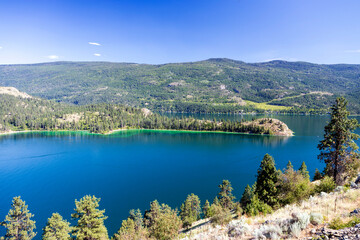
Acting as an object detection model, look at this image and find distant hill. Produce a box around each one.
[0,58,359,113]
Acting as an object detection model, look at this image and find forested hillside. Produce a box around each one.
[1,59,360,113]
[0,93,291,135]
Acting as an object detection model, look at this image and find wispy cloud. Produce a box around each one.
[89,42,101,46]
[0,46,3,49]
[345,49,360,53]
[46,55,59,60]
[94,53,101,57]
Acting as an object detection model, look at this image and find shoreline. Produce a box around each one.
[0,128,293,137]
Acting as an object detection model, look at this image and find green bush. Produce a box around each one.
[278,168,313,205]
[244,195,272,216]
[329,216,360,230]
[315,176,336,193]
[210,205,233,226]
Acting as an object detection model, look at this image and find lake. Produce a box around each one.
[0,115,359,238]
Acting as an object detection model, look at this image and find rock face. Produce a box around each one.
[312,225,360,240]
[243,118,294,136]
[0,86,32,98]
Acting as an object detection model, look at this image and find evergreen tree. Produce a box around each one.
[212,196,219,206]
[128,209,143,231]
[240,184,254,208]
[299,161,310,180]
[179,194,201,228]
[42,213,71,240]
[2,196,36,240]
[255,154,280,207]
[318,97,360,184]
[145,201,181,240]
[202,200,211,218]
[144,200,160,229]
[313,168,323,181]
[286,161,293,172]
[111,218,135,240]
[218,180,235,210]
[71,195,108,240]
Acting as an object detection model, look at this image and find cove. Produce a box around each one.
[0,115,359,238]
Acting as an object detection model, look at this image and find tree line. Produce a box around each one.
[0,94,271,135]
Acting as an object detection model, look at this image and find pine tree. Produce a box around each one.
[202,200,211,218]
[212,196,219,206]
[42,213,71,240]
[313,168,323,181]
[179,193,201,228]
[71,195,108,240]
[2,196,37,240]
[299,161,310,180]
[255,154,280,207]
[218,180,235,210]
[145,201,181,240]
[111,218,135,240]
[240,184,254,208]
[286,161,293,172]
[318,97,360,184]
[128,209,143,231]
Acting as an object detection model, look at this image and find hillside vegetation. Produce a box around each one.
[0,91,292,136]
[1,59,360,113]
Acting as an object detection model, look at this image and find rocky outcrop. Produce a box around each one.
[0,86,32,98]
[311,225,360,240]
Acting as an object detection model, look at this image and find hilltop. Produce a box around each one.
[1,59,360,113]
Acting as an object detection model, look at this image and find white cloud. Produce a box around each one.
[89,42,101,46]
[0,46,2,49]
[94,53,101,57]
[46,55,59,60]
[345,49,360,53]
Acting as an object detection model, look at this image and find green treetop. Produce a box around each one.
[144,200,181,240]
[286,161,293,172]
[111,218,136,240]
[42,213,71,240]
[179,193,201,228]
[2,196,37,240]
[218,180,235,210]
[318,97,360,184]
[202,200,211,218]
[299,161,310,180]
[255,154,280,207]
[71,195,108,240]
[240,184,254,208]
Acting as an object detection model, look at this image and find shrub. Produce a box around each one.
[289,222,301,238]
[227,220,251,238]
[254,225,282,240]
[310,212,323,225]
[210,204,233,226]
[329,217,345,230]
[296,213,310,230]
[330,216,360,230]
[278,168,313,205]
[315,176,336,193]
[245,195,272,216]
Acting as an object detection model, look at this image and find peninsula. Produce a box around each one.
[0,87,293,136]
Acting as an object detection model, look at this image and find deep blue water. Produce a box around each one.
[0,115,359,238]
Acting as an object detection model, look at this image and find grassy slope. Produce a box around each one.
[181,187,360,239]
[0,59,360,113]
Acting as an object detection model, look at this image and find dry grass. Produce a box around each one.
[180,188,360,240]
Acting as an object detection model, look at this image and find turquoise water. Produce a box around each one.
[0,115,359,238]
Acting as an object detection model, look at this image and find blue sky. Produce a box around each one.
[1,0,360,64]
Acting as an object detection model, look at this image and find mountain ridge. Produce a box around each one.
[1,58,359,113]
